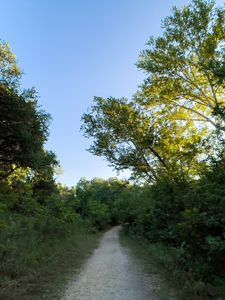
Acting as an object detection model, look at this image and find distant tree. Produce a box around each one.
[75,178,129,226]
[31,150,59,201]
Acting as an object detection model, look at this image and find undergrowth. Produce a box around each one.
[120,226,225,300]
[0,214,101,299]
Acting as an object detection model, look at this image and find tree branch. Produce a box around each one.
[0,165,20,181]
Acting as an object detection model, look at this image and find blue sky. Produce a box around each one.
[0,0,223,186]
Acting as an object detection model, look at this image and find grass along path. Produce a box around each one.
[0,226,103,300]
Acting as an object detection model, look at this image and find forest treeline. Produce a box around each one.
[0,0,225,298]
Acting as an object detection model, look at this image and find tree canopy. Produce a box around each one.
[0,41,54,180]
[82,0,225,183]
[137,0,225,131]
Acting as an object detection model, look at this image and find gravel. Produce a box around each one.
[61,226,177,300]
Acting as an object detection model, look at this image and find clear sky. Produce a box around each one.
[0,0,223,186]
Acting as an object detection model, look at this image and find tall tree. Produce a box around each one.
[82,0,224,182]
[136,0,225,132]
[0,41,51,179]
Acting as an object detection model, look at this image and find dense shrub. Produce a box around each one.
[118,157,225,287]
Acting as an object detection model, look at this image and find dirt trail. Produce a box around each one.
[61,226,177,300]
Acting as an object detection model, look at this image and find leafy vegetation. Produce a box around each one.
[1,0,225,299]
[0,40,128,297]
[81,0,225,298]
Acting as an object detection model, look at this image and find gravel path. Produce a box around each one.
[61,226,177,300]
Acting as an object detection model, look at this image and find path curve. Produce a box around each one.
[61,226,177,300]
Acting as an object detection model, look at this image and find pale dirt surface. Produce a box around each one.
[61,226,177,300]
